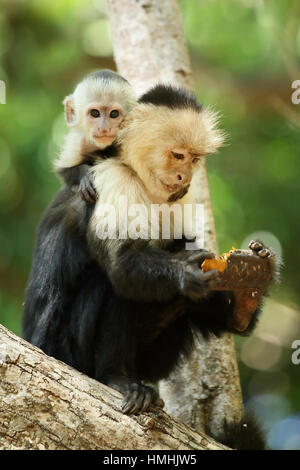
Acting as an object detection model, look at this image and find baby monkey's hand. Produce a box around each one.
[78,172,98,204]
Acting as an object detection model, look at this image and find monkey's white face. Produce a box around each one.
[119,102,224,203]
[142,147,202,202]
[83,102,124,148]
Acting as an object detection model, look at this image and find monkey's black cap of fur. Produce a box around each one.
[139,84,203,112]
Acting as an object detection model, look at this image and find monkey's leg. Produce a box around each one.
[136,312,194,383]
[94,296,163,415]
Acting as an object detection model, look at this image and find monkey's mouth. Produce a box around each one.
[168,184,190,202]
[159,179,182,193]
[93,135,115,141]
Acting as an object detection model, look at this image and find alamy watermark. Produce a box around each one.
[94,197,205,250]
[291,80,300,104]
[291,340,300,365]
[0,80,6,104]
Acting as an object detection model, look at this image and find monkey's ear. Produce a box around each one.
[63,95,76,126]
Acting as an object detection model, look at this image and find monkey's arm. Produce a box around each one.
[57,162,97,204]
[57,145,119,203]
[87,236,217,303]
[22,188,92,347]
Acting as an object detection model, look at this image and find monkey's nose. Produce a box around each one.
[177,174,182,181]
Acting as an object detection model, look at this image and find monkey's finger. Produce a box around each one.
[129,391,145,415]
[122,389,140,414]
[86,183,98,201]
[86,189,97,203]
[184,278,212,300]
[79,189,91,203]
[185,269,218,294]
[122,401,136,415]
[199,269,219,281]
[249,240,263,252]
[85,186,97,201]
[257,248,271,258]
[187,252,215,264]
[141,389,153,412]
[80,188,96,204]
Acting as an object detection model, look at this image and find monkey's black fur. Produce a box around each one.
[57,143,120,189]
[23,188,257,373]
[23,84,270,448]
[210,411,266,450]
[139,84,203,112]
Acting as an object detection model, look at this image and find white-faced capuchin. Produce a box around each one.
[23,84,275,450]
[85,85,273,447]
[54,69,136,203]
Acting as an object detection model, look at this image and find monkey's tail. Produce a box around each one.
[209,411,266,450]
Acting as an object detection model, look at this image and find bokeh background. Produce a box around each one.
[0,0,299,449]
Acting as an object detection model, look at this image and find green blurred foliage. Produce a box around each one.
[0,0,300,449]
[179,0,300,306]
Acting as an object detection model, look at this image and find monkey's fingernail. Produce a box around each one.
[250,241,262,251]
[258,249,270,258]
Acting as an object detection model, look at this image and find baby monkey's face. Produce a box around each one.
[84,102,124,148]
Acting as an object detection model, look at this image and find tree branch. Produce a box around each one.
[0,324,228,450]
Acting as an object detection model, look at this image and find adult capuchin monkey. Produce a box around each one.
[87,85,273,449]
[54,70,136,203]
[23,84,274,449]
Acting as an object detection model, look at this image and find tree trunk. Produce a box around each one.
[0,324,228,450]
[106,0,243,434]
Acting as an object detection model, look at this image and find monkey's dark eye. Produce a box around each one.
[192,157,200,163]
[90,109,100,118]
[171,151,184,160]
[110,110,120,119]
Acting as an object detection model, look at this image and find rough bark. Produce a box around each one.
[106,0,243,434]
[0,324,228,450]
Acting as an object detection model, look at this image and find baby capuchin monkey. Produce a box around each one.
[54,70,136,203]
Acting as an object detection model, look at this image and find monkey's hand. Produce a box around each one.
[78,171,98,204]
[176,250,218,301]
[103,375,164,415]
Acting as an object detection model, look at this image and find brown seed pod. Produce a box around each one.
[201,248,275,332]
[201,248,274,291]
